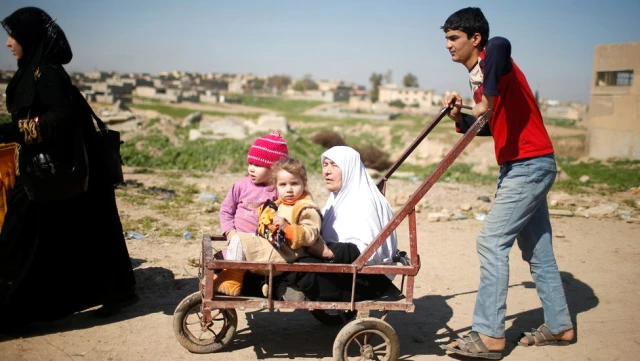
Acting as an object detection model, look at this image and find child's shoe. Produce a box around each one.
[213,269,245,296]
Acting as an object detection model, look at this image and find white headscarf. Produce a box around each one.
[320,146,398,265]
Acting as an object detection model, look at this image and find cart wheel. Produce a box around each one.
[333,317,400,361]
[310,309,356,325]
[173,292,237,354]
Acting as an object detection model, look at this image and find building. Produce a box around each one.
[227,79,245,94]
[133,86,180,103]
[587,41,640,159]
[378,84,434,108]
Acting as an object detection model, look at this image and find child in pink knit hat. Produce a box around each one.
[219,130,289,241]
[216,131,289,295]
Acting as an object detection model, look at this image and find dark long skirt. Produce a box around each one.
[276,242,394,302]
[0,175,136,330]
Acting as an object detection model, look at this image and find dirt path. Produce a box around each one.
[0,172,638,361]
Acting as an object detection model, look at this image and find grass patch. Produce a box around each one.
[133,96,164,103]
[165,172,183,180]
[396,162,497,185]
[392,115,456,136]
[130,103,259,119]
[144,117,160,128]
[122,135,246,171]
[553,157,640,194]
[237,95,323,113]
[130,103,194,118]
[395,114,425,122]
[0,113,11,124]
[621,199,637,208]
[120,215,162,235]
[116,188,148,206]
[544,118,578,129]
[390,157,639,194]
[139,216,159,232]
[121,132,325,174]
[131,168,155,174]
[344,132,385,148]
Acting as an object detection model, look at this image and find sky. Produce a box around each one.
[1,0,639,103]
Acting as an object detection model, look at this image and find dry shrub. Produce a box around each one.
[311,130,347,149]
[354,144,392,171]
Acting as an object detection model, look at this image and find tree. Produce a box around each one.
[292,74,318,92]
[403,72,419,88]
[251,78,265,90]
[389,99,406,108]
[369,72,383,102]
[383,69,393,84]
[267,75,292,92]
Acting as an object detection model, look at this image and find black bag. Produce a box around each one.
[18,67,90,201]
[19,123,89,201]
[72,87,124,188]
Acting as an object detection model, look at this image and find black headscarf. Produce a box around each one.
[2,7,72,113]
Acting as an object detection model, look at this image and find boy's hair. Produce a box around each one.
[271,157,308,191]
[441,7,489,48]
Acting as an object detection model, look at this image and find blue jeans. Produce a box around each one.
[472,154,572,337]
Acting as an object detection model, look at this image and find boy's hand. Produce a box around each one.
[272,216,288,230]
[443,93,463,123]
[473,94,494,119]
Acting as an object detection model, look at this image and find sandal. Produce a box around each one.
[518,324,571,347]
[440,331,503,360]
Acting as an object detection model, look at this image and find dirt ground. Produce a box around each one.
[0,169,638,361]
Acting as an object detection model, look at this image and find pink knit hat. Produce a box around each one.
[247,131,289,168]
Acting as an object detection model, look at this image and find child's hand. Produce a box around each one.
[272,216,288,230]
[225,230,237,243]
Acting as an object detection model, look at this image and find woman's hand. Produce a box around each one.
[272,216,289,230]
[322,246,335,260]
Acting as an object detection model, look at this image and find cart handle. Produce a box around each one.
[451,103,474,111]
[376,103,473,194]
[361,108,493,269]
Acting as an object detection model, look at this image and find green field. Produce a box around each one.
[119,96,638,194]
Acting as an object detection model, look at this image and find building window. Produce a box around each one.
[596,70,633,86]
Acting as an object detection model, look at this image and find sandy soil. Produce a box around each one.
[0,168,638,361]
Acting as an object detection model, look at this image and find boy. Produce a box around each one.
[439,7,574,360]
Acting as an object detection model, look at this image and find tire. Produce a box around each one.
[310,309,357,325]
[173,292,237,354]
[333,317,400,361]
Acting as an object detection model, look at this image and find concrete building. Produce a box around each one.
[587,41,640,159]
[134,86,179,103]
[228,79,245,94]
[317,80,343,92]
[200,90,221,104]
[285,88,350,102]
[378,84,434,108]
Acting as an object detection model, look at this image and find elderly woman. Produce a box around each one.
[0,7,136,331]
[278,146,398,301]
[315,146,398,265]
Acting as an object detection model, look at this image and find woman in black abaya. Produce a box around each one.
[0,7,136,331]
